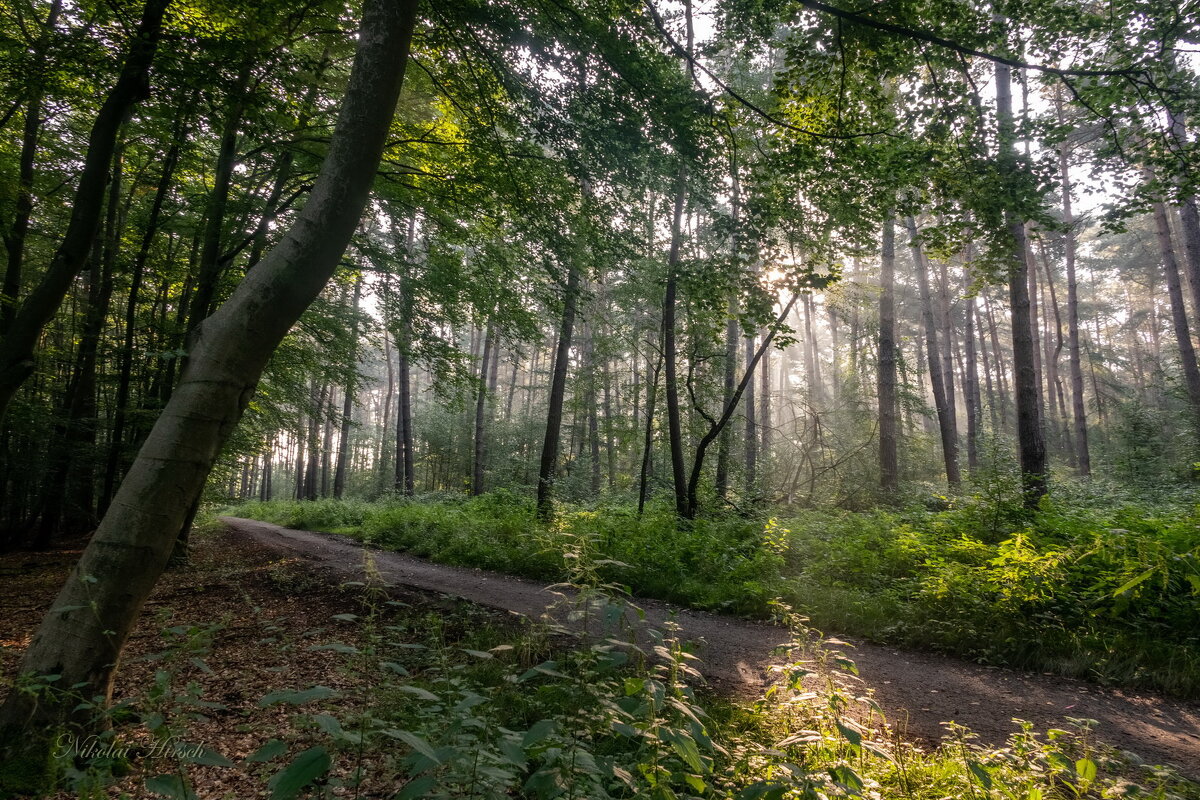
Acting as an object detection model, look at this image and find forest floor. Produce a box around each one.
[224,516,1200,778]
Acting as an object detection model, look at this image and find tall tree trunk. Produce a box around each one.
[637,348,663,516]
[662,169,689,517]
[0,0,170,422]
[185,59,254,335]
[684,295,800,518]
[0,0,64,335]
[759,335,771,471]
[977,297,998,434]
[260,444,273,501]
[334,277,363,499]
[472,321,494,496]
[0,4,416,777]
[906,217,960,487]
[535,256,581,517]
[995,49,1047,505]
[102,107,191,509]
[802,293,821,403]
[36,149,125,543]
[379,332,394,485]
[716,299,737,499]
[878,218,899,495]
[1150,189,1200,425]
[1166,109,1200,336]
[744,339,757,492]
[963,279,981,476]
[1039,240,1074,463]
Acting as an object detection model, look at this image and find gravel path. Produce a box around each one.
[224,517,1200,776]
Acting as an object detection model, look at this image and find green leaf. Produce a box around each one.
[268,746,332,800]
[967,760,993,789]
[1075,758,1097,783]
[523,719,557,747]
[829,764,864,792]
[178,743,235,767]
[397,776,435,799]
[245,739,288,763]
[1113,567,1155,597]
[396,731,441,764]
[461,648,494,659]
[396,685,439,701]
[659,728,706,772]
[835,721,862,751]
[145,774,197,800]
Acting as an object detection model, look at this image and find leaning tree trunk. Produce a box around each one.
[0,0,170,422]
[0,2,417,787]
[878,218,899,495]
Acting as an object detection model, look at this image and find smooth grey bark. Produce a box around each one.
[0,0,170,422]
[0,0,417,769]
[878,218,899,495]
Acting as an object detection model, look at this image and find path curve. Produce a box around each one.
[223,517,1200,776]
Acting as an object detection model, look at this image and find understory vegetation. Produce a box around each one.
[11,528,1197,800]
[227,477,1200,701]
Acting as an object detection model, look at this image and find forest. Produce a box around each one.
[1,0,1200,797]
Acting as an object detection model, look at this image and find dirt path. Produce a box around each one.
[224,517,1200,776]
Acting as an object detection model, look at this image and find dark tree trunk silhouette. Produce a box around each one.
[995,50,1047,505]
[536,255,581,517]
[878,218,899,494]
[663,169,689,517]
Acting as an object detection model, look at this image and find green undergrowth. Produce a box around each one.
[225,481,1200,699]
[50,537,1200,799]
